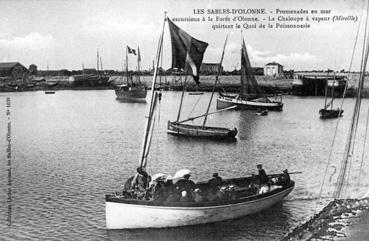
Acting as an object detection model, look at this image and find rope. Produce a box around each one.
[358,105,369,185]
[316,3,365,206]
[187,94,203,118]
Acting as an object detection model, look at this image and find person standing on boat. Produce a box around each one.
[131,167,151,199]
[257,164,269,185]
[175,174,196,201]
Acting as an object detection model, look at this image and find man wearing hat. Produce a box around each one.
[175,173,196,201]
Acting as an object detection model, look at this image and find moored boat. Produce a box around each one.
[167,121,237,140]
[44,91,55,94]
[216,36,283,111]
[106,174,294,229]
[319,108,343,119]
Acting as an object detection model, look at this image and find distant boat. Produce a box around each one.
[216,36,283,111]
[115,46,147,102]
[319,74,344,119]
[44,91,55,94]
[166,21,237,140]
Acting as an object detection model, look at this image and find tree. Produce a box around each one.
[29,64,38,75]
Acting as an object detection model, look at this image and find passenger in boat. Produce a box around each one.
[257,164,269,185]
[193,188,204,203]
[152,179,167,201]
[278,169,291,187]
[175,174,196,201]
[165,178,180,202]
[131,167,151,199]
[208,173,222,186]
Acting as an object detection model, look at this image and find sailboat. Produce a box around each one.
[115,46,147,102]
[105,13,294,230]
[319,73,344,119]
[216,36,283,111]
[166,21,237,140]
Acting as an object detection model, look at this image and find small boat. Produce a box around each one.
[106,174,294,229]
[167,121,237,140]
[319,73,344,119]
[167,21,237,140]
[216,36,283,111]
[115,46,147,102]
[44,91,55,94]
[256,109,268,116]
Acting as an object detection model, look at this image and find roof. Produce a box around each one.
[0,62,22,71]
[265,62,283,67]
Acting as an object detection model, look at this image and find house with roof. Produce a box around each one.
[0,62,29,81]
[200,63,223,75]
[264,62,284,77]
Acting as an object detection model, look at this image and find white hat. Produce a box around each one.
[173,169,191,179]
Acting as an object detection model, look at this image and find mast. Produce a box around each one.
[203,34,229,127]
[139,12,167,168]
[137,46,141,84]
[126,47,130,86]
[97,48,99,72]
[176,75,188,122]
[323,71,328,109]
[331,72,335,109]
[100,56,104,74]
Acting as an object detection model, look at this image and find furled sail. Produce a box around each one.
[167,18,208,84]
[240,38,263,99]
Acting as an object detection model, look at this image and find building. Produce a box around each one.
[200,63,223,75]
[0,62,29,81]
[264,62,284,77]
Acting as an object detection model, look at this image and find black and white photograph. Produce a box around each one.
[1,0,369,240]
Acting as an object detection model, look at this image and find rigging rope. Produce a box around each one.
[187,94,203,118]
[317,4,365,205]
[358,105,369,185]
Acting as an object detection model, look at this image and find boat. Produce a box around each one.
[167,24,237,140]
[216,36,283,111]
[115,46,147,102]
[44,91,55,94]
[105,13,294,230]
[319,73,344,119]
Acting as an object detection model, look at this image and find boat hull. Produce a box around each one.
[115,85,147,102]
[319,109,344,119]
[105,184,293,229]
[216,95,283,111]
[167,121,237,140]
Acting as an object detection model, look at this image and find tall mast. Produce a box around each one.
[97,48,99,72]
[126,47,130,85]
[137,46,141,83]
[176,75,187,122]
[323,71,328,109]
[139,12,167,168]
[203,34,229,127]
[331,72,335,109]
[100,56,104,74]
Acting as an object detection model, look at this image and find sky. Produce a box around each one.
[0,0,366,71]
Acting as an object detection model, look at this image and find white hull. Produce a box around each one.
[106,186,293,229]
[217,95,283,111]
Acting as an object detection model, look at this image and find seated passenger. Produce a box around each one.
[131,167,151,199]
[179,190,191,202]
[175,174,196,201]
[208,173,222,186]
[279,169,291,187]
[193,188,204,203]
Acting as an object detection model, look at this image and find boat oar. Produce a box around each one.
[267,171,303,177]
[177,105,237,124]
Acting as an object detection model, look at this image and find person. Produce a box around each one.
[257,164,269,185]
[152,179,166,201]
[165,178,180,202]
[208,173,222,186]
[193,188,204,203]
[131,166,151,199]
[279,169,291,187]
[175,174,196,201]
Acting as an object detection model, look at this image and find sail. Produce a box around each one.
[168,18,208,84]
[240,39,263,99]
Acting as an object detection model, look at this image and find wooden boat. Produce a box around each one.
[105,13,293,230]
[106,175,294,229]
[115,46,147,102]
[216,36,283,111]
[44,91,55,94]
[319,74,344,119]
[167,121,237,140]
[167,24,237,140]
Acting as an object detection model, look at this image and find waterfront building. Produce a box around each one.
[264,62,284,77]
[200,63,223,74]
[0,62,29,81]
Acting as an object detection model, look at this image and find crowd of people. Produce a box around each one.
[121,164,291,202]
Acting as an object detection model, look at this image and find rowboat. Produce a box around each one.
[167,121,237,140]
[106,175,294,229]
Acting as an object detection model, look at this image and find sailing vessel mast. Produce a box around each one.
[139,12,166,168]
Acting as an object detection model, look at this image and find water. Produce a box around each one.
[0,90,368,240]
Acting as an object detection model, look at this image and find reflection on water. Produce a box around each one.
[0,90,368,240]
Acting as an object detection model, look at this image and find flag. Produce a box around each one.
[127,46,136,55]
[167,18,208,84]
[137,46,141,62]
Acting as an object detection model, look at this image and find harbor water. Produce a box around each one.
[0,90,368,240]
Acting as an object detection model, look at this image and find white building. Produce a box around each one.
[264,62,284,77]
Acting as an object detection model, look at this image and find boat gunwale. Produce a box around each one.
[168,121,237,132]
[106,180,294,208]
[217,95,283,106]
